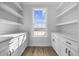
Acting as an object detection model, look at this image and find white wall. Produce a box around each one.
[20,2,58,46]
[0,23,20,35]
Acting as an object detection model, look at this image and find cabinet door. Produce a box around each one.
[51,34,55,48]
[19,35,23,46]
[9,37,19,54]
[22,34,27,44]
[60,43,68,56]
[52,34,68,56]
[52,34,60,55]
[55,35,61,55]
[66,46,78,56]
[60,43,78,56]
[60,36,70,56]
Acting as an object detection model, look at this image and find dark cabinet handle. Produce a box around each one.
[66,48,67,53]
[68,50,71,56]
[66,41,71,45]
[8,51,11,56]
[65,48,71,56]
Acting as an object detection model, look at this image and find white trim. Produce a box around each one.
[0,33,25,37]
[28,43,51,47]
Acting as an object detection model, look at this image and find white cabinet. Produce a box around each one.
[51,33,61,55]
[9,37,19,54]
[61,43,78,56]
[9,33,28,56]
[0,33,28,56]
[51,33,79,56]
[60,44,68,56]
[56,2,79,56]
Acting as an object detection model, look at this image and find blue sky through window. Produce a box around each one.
[34,10,45,25]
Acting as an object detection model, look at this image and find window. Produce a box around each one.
[33,8,47,28]
[32,8,48,37]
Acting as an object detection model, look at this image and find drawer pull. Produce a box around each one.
[66,41,71,45]
[8,51,11,56]
[68,50,71,56]
[66,48,67,53]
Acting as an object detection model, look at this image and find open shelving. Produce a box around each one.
[56,3,78,18]
[13,2,23,11]
[56,2,64,10]
[56,19,78,26]
[0,3,23,18]
[0,19,23,25]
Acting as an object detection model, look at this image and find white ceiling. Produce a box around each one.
[21,2,59,5]
[20,2,60,9]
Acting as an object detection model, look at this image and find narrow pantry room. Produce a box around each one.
[0,2,79,56]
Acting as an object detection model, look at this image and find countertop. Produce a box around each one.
[51,32,78,43]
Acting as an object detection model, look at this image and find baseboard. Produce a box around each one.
[28,43,51,47]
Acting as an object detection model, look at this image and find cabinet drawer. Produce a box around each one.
[65,45,78,56]
[64,38,78,51]
[61,43,78,56]
[9,42,18,53]
[51,33,58,39]
[9,37,18,44]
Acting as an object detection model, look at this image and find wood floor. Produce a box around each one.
[22,47,58,56]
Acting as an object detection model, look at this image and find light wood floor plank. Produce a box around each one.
[22,47,58,56]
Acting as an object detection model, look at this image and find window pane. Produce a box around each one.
[32,8,47,37]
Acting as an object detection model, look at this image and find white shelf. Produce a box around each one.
[0,19,23,25]
[0,3,23,18]
[56,19,78,26]
[56,2,64,10]
[0,33,25,38]
[13,2,23,11]
[56,3,78,18]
